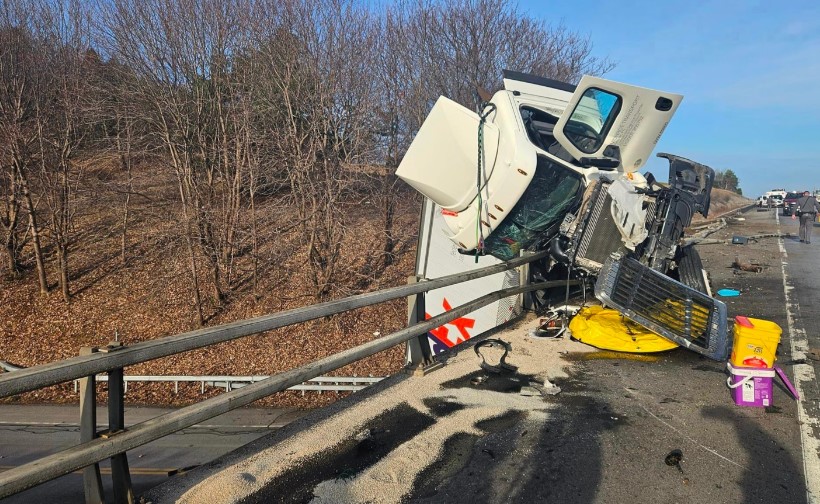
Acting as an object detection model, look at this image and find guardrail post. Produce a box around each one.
[520,251,533,312]
[79,346,104,504]
[101,342,134,504]
[405,275,437,374]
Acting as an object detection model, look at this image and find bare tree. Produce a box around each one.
[27,0,95,302]
[249,0,379,300]
[389,0,613,116]
[0,24,28,278]
[0,0,615,334]
[103,0,263,321]
[0,4,49,292]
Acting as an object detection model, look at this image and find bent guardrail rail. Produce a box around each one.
[0,250,553,501]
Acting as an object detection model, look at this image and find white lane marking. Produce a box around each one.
[776,211,820,504]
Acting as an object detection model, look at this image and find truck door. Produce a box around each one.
[552,76,683,173]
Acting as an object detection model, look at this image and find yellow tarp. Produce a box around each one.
[568,305,679,353]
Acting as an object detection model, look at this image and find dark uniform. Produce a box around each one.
[796,191,820,243]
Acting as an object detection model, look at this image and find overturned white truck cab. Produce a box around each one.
[397,71,728,360]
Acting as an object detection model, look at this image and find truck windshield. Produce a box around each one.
[483,155,583,260]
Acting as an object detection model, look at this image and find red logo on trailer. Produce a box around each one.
[425,298,476,348]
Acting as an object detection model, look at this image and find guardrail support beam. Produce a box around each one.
[102,343,134,504]
[79,346,104,504]
[404,276,437,375]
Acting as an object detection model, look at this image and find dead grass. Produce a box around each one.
[694,188,753,222]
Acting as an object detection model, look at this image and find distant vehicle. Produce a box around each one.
[783,192,803,215]
[757,196,768,207]
[768,194,784,208]
[766,188,787,199]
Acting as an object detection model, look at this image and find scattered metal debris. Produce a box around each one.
[470,375,489,386]
[527,309,578,339]
[520,379,561,397]
[354,428,374,444]
[474,339,517,374]
[685,232,795,247]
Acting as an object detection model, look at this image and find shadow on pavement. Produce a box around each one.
[407,379,612,503]
[701,405,805,504]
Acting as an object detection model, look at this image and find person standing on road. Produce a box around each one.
[796,190,820,243]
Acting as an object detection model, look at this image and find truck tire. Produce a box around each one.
[677,245,709,294]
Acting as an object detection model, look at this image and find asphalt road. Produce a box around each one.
[0,405,306,503]
[397,205,818,503]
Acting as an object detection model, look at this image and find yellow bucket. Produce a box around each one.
[729,316,782,368]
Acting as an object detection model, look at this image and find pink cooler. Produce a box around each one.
[727,363,775,407]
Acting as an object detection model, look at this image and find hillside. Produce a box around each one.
[0,175,752,409]
[0,160,421,409]
[703,188,753,218]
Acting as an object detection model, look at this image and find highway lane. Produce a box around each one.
[0,405,306,503]
[776,210,820,503]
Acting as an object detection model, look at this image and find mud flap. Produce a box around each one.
[594,253,729,360]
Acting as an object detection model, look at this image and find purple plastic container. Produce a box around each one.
[727,363,775,407]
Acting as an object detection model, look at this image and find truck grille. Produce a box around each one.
[595,254,728,360]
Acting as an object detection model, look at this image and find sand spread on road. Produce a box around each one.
[159,315,591,504]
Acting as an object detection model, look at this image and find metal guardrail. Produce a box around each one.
[70,375,383,394]
[0,250,545,398]
[0,249,555,501]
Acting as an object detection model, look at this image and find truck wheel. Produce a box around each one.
[677,245,709,294]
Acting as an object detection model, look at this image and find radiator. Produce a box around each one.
[594,253,729,360]
[571,182,623,272]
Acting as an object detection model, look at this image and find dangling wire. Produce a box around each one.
[476,102,496,263]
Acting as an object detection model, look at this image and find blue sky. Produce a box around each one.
[520,0,820,197]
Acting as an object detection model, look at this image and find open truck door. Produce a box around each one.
[553,76,682,173]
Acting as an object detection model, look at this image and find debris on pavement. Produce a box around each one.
[470,375,488,386]
[717,289,740,297]
[474,339,518,374]
[665,449,684,472]
[539,379,562,396]
[732,257,763,273]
